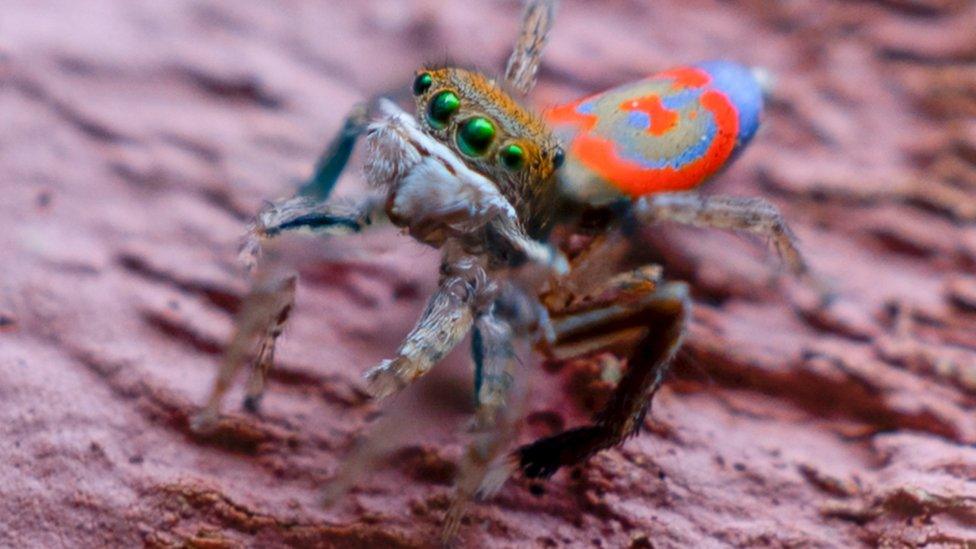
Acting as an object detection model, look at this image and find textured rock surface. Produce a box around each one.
[3,0,976,547]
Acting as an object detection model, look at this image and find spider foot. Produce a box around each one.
[516,425,607,479]
[189,410,219,435]
[242,394,262,414]
[363,357,414,400]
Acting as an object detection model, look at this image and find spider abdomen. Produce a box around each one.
[548,61,764,204]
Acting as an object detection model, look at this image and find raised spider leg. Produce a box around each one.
[510,272,691,479]
[239,101,383,271]
[505,0,560,94]
[633,192,809,278]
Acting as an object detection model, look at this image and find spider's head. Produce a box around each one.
[411,67,564,220]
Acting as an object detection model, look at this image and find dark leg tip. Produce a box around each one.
[517,443,559,479]
[517,425,608,479]
[520,457,559,480]
[242,395,262,414]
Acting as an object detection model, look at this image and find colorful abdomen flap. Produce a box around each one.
[546,61,764,204]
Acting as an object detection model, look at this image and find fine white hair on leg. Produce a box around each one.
[633,192,808,277]
[238,195,385,272]
[363,252,498,400]
[505,0,560,94]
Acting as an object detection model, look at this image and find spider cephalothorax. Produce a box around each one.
[193,0,814,541]
[411,67,564,233]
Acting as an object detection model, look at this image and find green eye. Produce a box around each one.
[427,91,460,128]
[457,117,495,156]
[413,73,432,95]
[499,144,525,170]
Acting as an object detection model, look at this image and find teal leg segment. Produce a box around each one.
[471,325,485,405]
[298,103,369,201]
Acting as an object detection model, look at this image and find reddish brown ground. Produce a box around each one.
[3,1,976,547]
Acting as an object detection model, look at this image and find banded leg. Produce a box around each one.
[516,277,691,478]
[633,192,808,277]
[191,273,297,432]
[195,103,376,429]
[239,195,385,272]
[363,256,493,399]
[443,307,521,541]
[505,0,560,94]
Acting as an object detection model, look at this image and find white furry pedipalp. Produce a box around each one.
[364,100,518,235]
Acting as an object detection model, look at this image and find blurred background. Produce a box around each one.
[2,0,975,546]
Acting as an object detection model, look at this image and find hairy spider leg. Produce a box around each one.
[632,192,809,278]
[514,274,691,479]
[443,305,522,543]
[196,102,388,424]
[630,192,837,305]
[238,194,385,272]
[470,313,516,429]
[322,256,508,527]
[363,252,492,399]
[191,273,297,432]
[241,276,297,413]
[505,0,560,95]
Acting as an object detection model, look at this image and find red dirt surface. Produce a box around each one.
[3,1,976,547]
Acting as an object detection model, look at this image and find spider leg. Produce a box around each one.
[363,254,493,399]
[297,103,369,201]
[193,103,379,430]
[515,274,691,479]
[443,306,521,542]
[239,194,384,272]
[633,192,809,278]
[505,0,560,94]
[191,272,297,432]
[242,276,296,413]
[238,99,391,270]
[470,313,517,430]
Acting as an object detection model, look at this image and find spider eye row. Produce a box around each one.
[415,74,536,171]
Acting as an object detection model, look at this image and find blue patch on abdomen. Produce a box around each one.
[695,60,763,150]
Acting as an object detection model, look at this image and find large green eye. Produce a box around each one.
[457,117,495,156]
[427,91,460,128]
[413,72,432,95]
[499,143,525,170]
